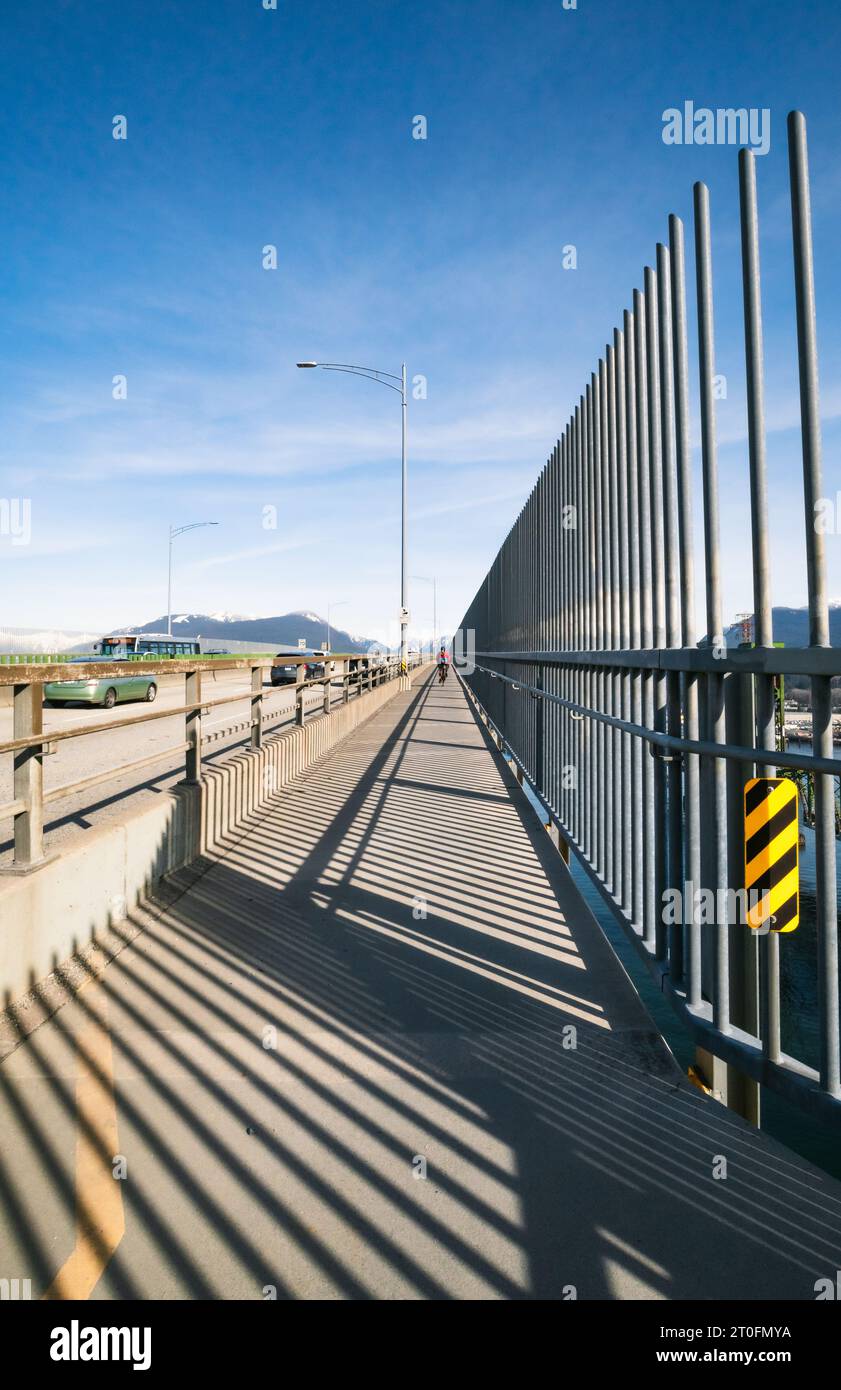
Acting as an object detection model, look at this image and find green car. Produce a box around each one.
[44,659,158,710]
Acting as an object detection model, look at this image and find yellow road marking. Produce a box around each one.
[42,976,125,1300]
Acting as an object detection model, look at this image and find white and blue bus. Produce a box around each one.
[97,632,204,659]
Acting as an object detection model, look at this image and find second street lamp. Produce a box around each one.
[167,521,219,637]
[297,360,409,678]
[326,599,349,653]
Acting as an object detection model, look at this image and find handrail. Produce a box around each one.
[0,651,375,685]
[1,654,421,870]
[0,667,388,754]
[470,660,841,778]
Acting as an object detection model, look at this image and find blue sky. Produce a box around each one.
[2,0,841,644]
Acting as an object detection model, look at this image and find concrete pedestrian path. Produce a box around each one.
[2,670,841,1299]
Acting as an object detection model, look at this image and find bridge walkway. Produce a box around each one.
[2,670,841,1299]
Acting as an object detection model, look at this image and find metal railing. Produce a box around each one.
[456,112,841,1129]
[0,652,419,873]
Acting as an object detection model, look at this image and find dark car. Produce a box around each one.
[271,652,340,686]
[270,656,302,686]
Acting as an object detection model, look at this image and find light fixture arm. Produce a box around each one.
[297,358,409,674]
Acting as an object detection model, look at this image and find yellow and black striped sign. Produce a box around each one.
[744,778,799,932]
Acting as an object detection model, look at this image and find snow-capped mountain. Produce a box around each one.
[122,612,381,653]
[722,605,841,647]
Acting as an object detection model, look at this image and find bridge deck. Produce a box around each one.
[2,671,841,1299]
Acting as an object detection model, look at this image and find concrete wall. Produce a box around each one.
[0,667,431,1010]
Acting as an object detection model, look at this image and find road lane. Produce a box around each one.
[0,669,349,864]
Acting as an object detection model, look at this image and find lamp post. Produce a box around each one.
[297,360,409,676]
[326,599,349,653]
[167,522,218,637]
[412,574,437,658]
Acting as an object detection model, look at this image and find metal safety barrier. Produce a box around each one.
[0,652,418,874]
[456,111,841,1129]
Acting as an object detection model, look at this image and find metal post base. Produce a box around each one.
[0,850,60,876]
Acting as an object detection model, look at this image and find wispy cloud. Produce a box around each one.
[411,488,528,521]
[188,536,314,570]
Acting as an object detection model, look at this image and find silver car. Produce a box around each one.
[44,658,158,710]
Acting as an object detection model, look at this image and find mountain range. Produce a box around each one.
[124,611,381,653]
[723,605,841,647]
[119,603,840,656]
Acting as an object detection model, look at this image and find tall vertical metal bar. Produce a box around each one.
[568,415,576,844]
[572,407,581,852]
[739,147,780,1062]
[539,467,545,783]
[597,362,609,885]
[656,246,682,649]
[566,429,573,833]
[544,447,550,811]
[645,265,668,962]
[615,326,632,917]
[657,243,684,985]
[584,392,593,862]
[529,478,536,775]
[554,443,559,809]
[634,289,656,950]
[566,431,572,842]
[572,403,581,850]
[607,343,622,902]
[562,427,570,834]
[556,438,563,823]
[694,181,730,1033]
[669,212,701,1008]
[582,392,592,860]
[788,110,839,1097]
[557,439,562,817]
[625,307,644,935]
[567,428,572,834]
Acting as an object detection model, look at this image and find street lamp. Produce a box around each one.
[326,599,349,653]
[412,574,437,658]
[297,360,409,674]
[167,522,218,637]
